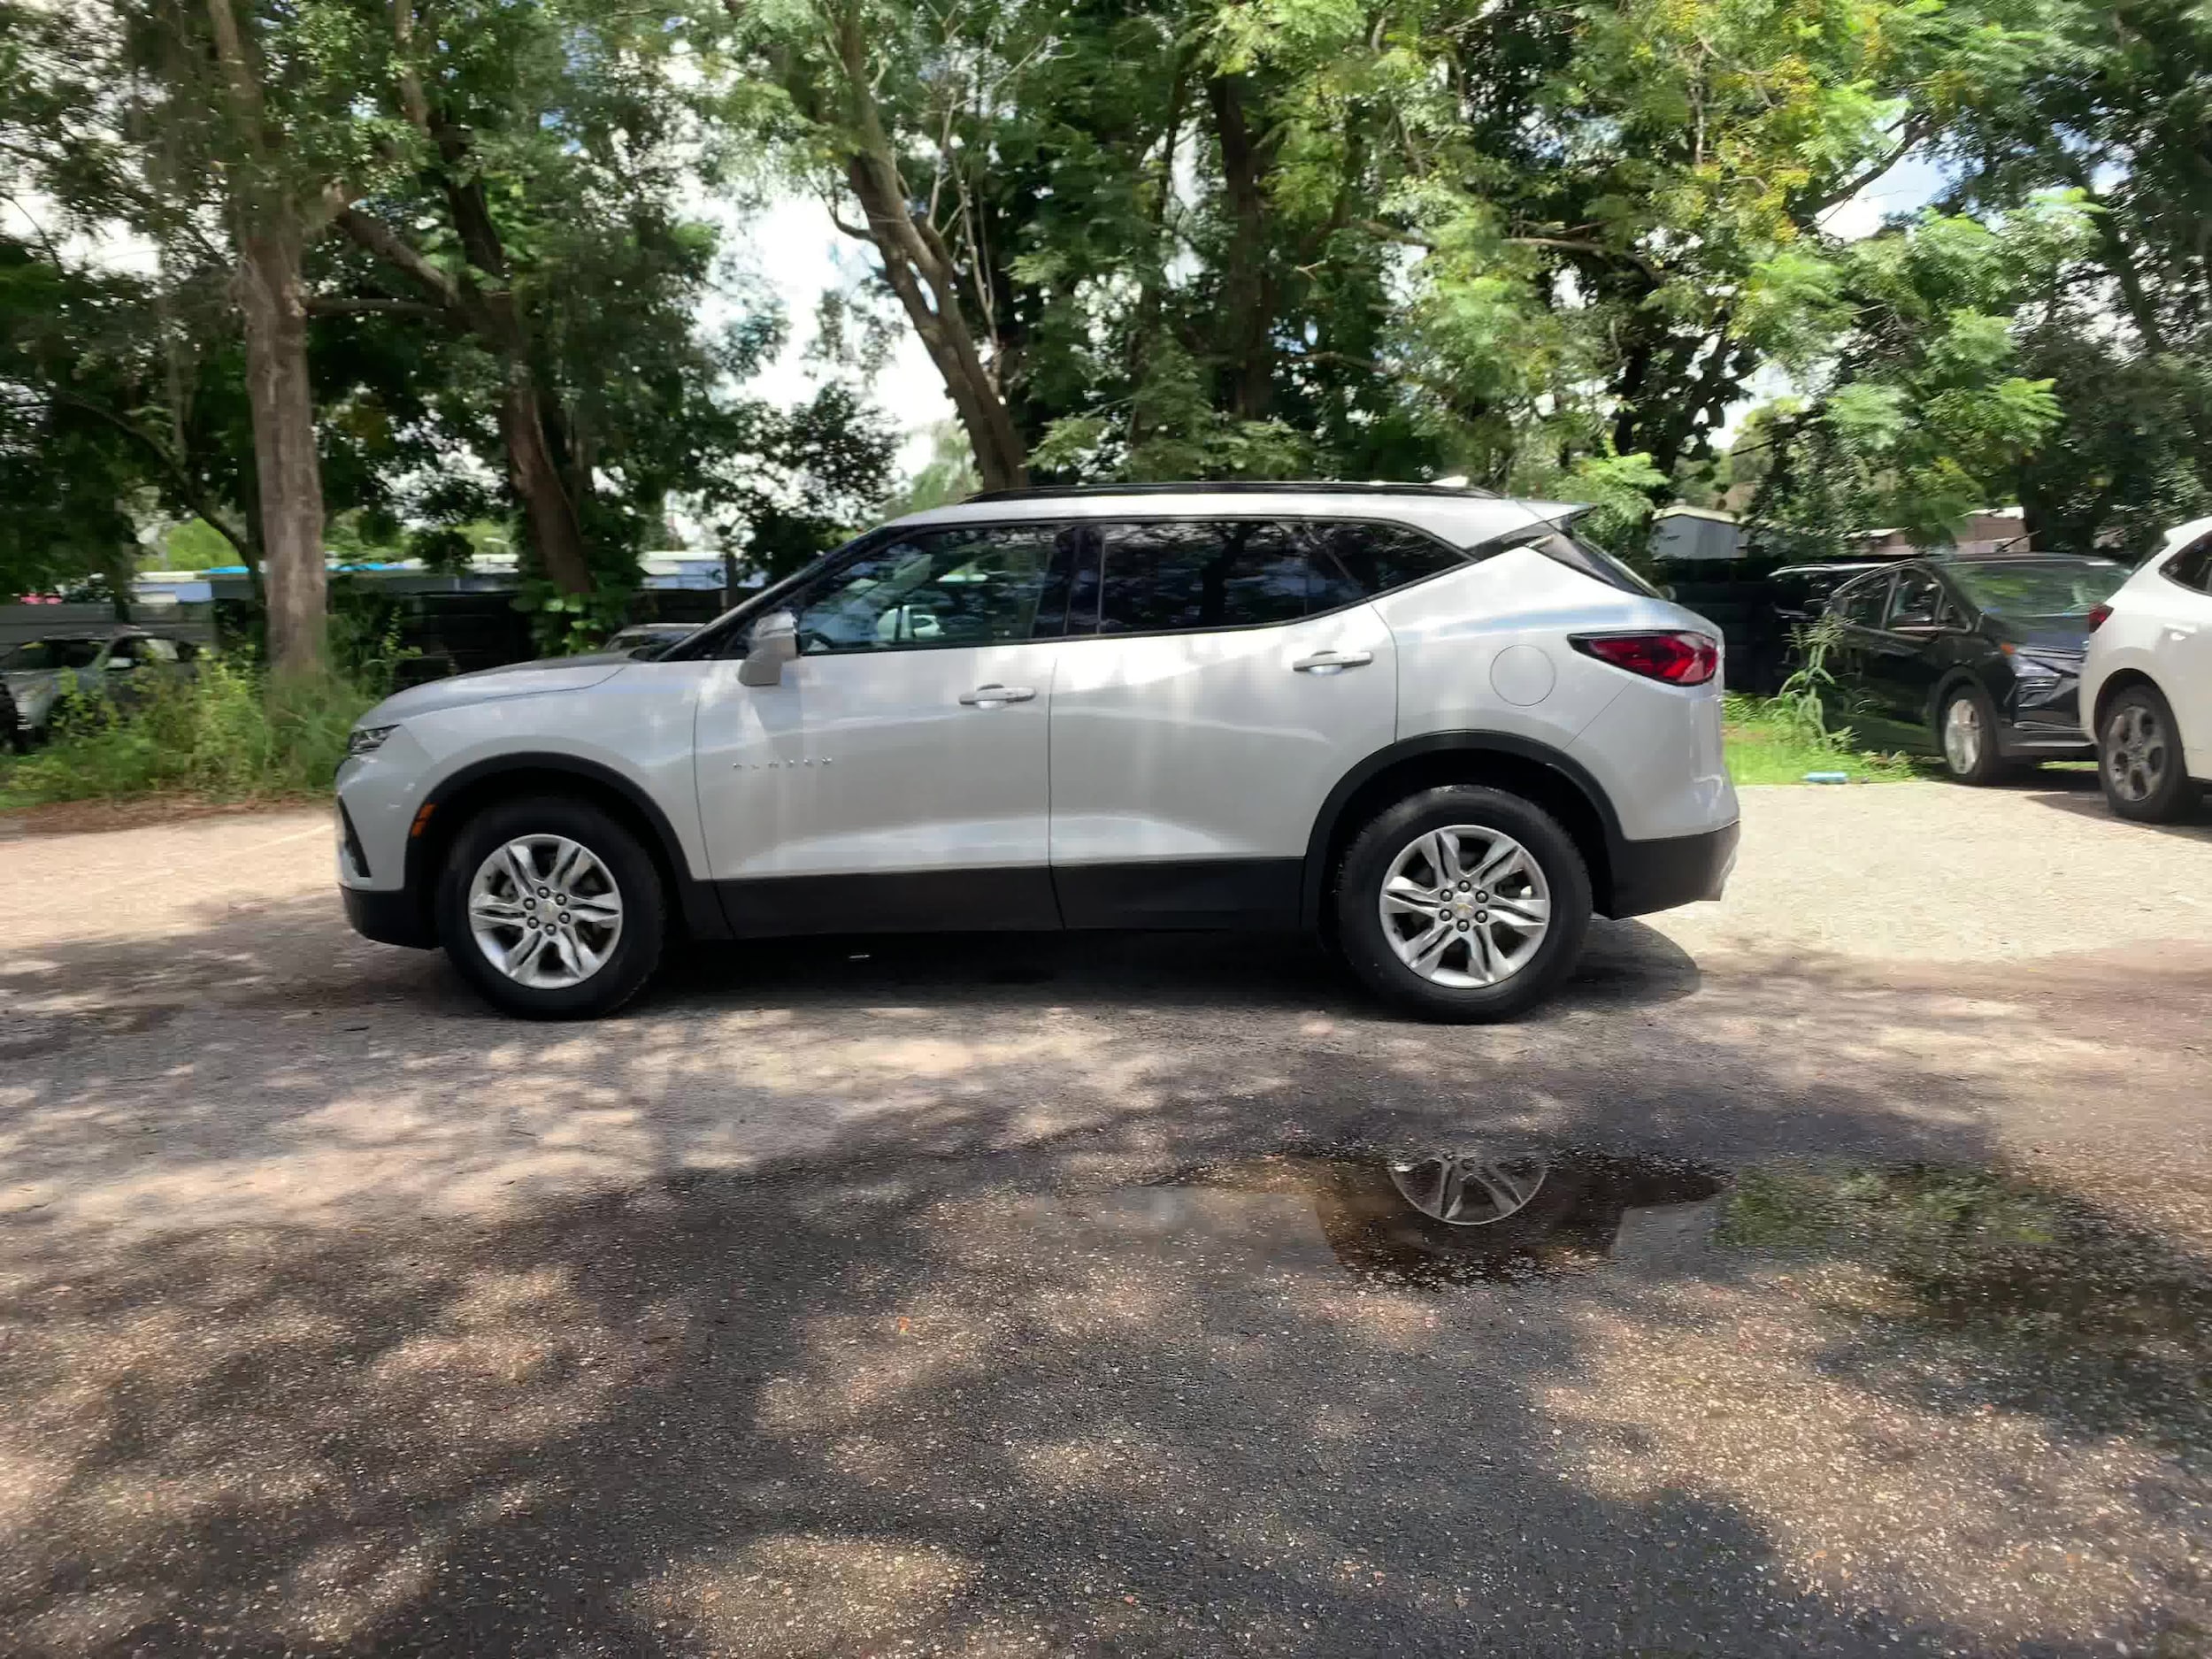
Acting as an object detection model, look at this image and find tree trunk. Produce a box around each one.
[232,226,326,678]
[499,366,595,595]
[1208,74,1276,423]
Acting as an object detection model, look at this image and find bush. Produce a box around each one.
[0,654,376,806]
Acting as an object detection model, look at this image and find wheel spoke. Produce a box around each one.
[549,839,588,893]
[503,928,549,980]
[1395,921,1454,972]
[565,895,620,926]
[503,841,541,898]
[470,895,527,927]
[1464,922,1497,983]
[1486,895,1548,930]
[1473,841,1522,889]
[1425,831,1463,885]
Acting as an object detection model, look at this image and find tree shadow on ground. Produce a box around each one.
[2023,785,2212,841]
[8,1134,2203,1658]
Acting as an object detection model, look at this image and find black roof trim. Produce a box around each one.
[964,480,1500,503]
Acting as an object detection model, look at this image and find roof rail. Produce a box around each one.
[964,480,1500,503]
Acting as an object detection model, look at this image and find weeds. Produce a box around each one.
[0,653,375,808]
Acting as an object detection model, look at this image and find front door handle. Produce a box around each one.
[1293,650,1375,674]
[958,684,1037,706]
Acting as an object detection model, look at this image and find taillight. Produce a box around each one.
[1571,631,1720,686]
[2086,603,2112,632]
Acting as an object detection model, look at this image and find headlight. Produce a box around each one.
[347,723,400,757]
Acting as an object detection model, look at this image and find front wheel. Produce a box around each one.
[2099,682,2201,824]
[1334,786,1593,1023]
[1938,683,2008,785]
[436,795,666,1018]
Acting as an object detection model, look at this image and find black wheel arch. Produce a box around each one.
[2090,668,2164,737]
[405,754,729,943]
[1302,733,1624,929]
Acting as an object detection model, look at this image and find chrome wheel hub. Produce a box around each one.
[1387,1151,1550,1225]
[1378,825,1551,987]
[1942,695,1983,774]
[468,835,624,988]
[2104,704,2169,803]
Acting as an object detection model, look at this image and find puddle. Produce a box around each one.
[1153,1146,1727,1288]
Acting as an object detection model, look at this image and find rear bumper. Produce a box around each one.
[1605,819,1740,918]
[342,882,437,949]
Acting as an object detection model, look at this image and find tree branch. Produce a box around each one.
[326,196,465,312]
[303,295,452,322]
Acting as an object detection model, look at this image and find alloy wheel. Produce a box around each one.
[1942,695,1984,775]
[467,834,625,988]
[1377,825,1552,988]
[2104,703,2170,804]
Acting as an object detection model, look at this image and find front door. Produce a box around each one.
[692,520,1080,935]
[1822,572,1897,748]
[1047,517,1401,928]
[2156,535,2212,776]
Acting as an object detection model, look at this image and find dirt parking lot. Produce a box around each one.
[3,776,2211,1655]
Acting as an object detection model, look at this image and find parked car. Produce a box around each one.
[1769,561,1897,632]
[336,483,1740,1021]
[0,630,199,746]
[1818,554,2129,782]
[2079,516,2212,822]
[603,623,698,660]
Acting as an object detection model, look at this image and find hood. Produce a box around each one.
[1983,615,2092,655]
[365,657,631,723]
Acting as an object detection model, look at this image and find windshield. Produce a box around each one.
[0,639,103,672]
[1947,560,2124,618]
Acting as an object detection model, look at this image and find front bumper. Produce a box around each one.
[1606,819,1740,918]
[342,882,437,949]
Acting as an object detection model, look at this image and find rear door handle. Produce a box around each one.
[1292,650,1375,674]
[958,684,1037,706]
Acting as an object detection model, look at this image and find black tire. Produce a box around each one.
[2097,680,2202,824]
[436,795,666,1018]
[1936,681,2008,785]
[1333,785,1593,1023]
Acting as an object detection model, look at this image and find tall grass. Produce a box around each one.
[0,654,377,807]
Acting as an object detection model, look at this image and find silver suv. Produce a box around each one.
[336,485,1739,1019]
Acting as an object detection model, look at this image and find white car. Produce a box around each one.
[335,485,1739,1020]
[2081,515,2212,822]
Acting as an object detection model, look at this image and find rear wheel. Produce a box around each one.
[436,795,666,1018]
[1938,683,2008,785]
[1333,786,1592,1022]
[2099,681,2200,823]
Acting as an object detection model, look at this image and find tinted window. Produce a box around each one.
[1836,576,1890,626]
[1096,520,1310,635]
[788,524,1068,654]
[134,637,180,663]
[0,639,103,671]
[1886,571,1944,629]
[2165,534,2212,595]
[1308,521,1468,606]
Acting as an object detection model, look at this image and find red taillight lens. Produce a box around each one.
[2086,603,2112,632]
[1571,631,1720,686]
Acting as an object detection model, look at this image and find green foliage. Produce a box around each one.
[0,655,374,806]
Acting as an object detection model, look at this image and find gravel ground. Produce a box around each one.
[3,775,2210,1656]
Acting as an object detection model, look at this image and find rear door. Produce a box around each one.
[692,520,1080,933]
[1823,572,1896,746]
[1046,517,1402,928]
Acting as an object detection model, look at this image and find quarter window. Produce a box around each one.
[2165,534,2212,595]
[786,524,1070,654]
[1095,520,1310,635]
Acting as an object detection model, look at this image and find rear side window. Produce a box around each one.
[1095,520,1311,635]
[1836,575,1891,626]
[2165,534,2212,595]
[1306,522,1469,606]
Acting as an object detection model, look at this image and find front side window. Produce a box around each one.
[1094,520,1310,635]
[787,524,1069,654]
[1886,570,1944,630]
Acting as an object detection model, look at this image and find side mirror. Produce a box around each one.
[738,610,799,687]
